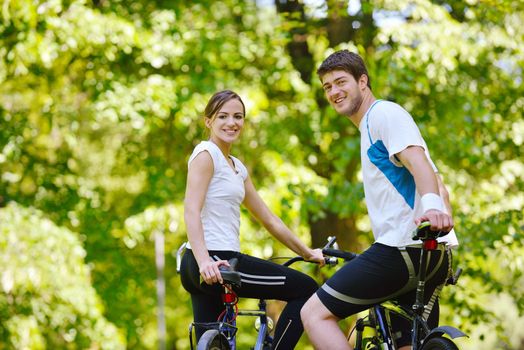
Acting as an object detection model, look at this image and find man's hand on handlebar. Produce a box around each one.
[415,209,453,233]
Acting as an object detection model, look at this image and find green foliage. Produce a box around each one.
[1,0,523,348]
[0,202,125,349]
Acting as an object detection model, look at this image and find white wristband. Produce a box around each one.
[421,193,444,213]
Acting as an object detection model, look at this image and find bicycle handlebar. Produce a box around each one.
[282,256,339,267]
[321,235,358,261]
[218,258,241,287]
[321,248,358,261]
[281,236,357,267]
[176,235,358,284]
[412,221,450,241]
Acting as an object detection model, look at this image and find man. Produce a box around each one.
[301,50,458,350]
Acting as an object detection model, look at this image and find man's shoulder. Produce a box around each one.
[366,100,419,142]
[370,100,414,126]
[374,100,410,115]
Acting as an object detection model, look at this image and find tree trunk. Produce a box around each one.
[274,0,314,83]
[308,210,362,253]
[326,0,355,46]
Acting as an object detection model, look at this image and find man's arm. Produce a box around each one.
[436,173,453,216]
[396,146,454,232]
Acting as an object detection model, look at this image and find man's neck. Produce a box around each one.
[349,92,376,128]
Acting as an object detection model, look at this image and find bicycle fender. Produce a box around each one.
[425,326,468,341]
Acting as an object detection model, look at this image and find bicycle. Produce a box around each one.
[320,222,467,350]
[176,222,466,350]
[175,242,338,350]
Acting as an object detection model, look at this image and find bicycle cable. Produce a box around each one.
[217,284,239,322]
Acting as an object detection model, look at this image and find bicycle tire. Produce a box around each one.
[421,337,459,350]
[197,329,231,350]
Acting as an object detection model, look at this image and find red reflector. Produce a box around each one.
[423,240,438,250]
[222,293,236,303]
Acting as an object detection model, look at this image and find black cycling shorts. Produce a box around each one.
[316,242,451,347]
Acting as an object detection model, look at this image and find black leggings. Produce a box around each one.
[180,249,318,350]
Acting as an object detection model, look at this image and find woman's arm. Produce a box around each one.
[184,151,229,284]
[242,175,324,264]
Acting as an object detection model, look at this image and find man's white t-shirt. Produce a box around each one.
[187,141,248,251]
[359,100,458,247]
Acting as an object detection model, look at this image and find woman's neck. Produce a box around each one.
[209,138,232,158]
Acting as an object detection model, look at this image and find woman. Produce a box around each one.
[180,90,324,349]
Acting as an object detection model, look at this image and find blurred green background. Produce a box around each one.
[1,0,523,349]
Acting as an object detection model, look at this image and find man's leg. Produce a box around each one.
[301,243,418,349]
[301,294,352,350]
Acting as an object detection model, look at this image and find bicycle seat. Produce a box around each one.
[412,221,449,241]
[219,258,241,287]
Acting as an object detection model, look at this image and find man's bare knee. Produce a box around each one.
[301,295,349,350]
[300,298,313,324]
[301,294,334,326]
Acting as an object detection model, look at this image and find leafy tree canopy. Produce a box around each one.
[1,0,523,348]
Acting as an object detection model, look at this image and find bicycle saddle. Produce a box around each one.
[412,221,449,241]
[219,258,241,287]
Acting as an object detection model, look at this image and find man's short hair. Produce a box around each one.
[317,50,371,89]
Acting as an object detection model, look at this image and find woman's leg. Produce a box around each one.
[180,249,228,340]
[231,253,318,350]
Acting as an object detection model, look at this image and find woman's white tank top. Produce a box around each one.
[186,141,248,251]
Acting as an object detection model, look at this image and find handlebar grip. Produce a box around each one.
[217,258,241,287]
[322,248,358,261]
[282,256,305,267]
[219,258,239,272]
[412,221,448,240]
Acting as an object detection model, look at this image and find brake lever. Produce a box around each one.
[447,267,463,285]
[324,236,339,249]
[324,257,338,266]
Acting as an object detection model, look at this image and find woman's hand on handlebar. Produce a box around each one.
[199,258,230,285]
[303,248,326,267]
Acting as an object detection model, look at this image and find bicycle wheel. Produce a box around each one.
[197,329,231,350]
[421,337,459,350]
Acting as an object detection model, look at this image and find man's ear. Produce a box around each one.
[359,74,368,89]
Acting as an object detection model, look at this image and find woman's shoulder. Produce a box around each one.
[189,141,221,165]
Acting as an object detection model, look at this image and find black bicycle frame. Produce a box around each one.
[366,302,431,350]
[237,299,273,350]
[355,239,440,350]
[412,239,441,350]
